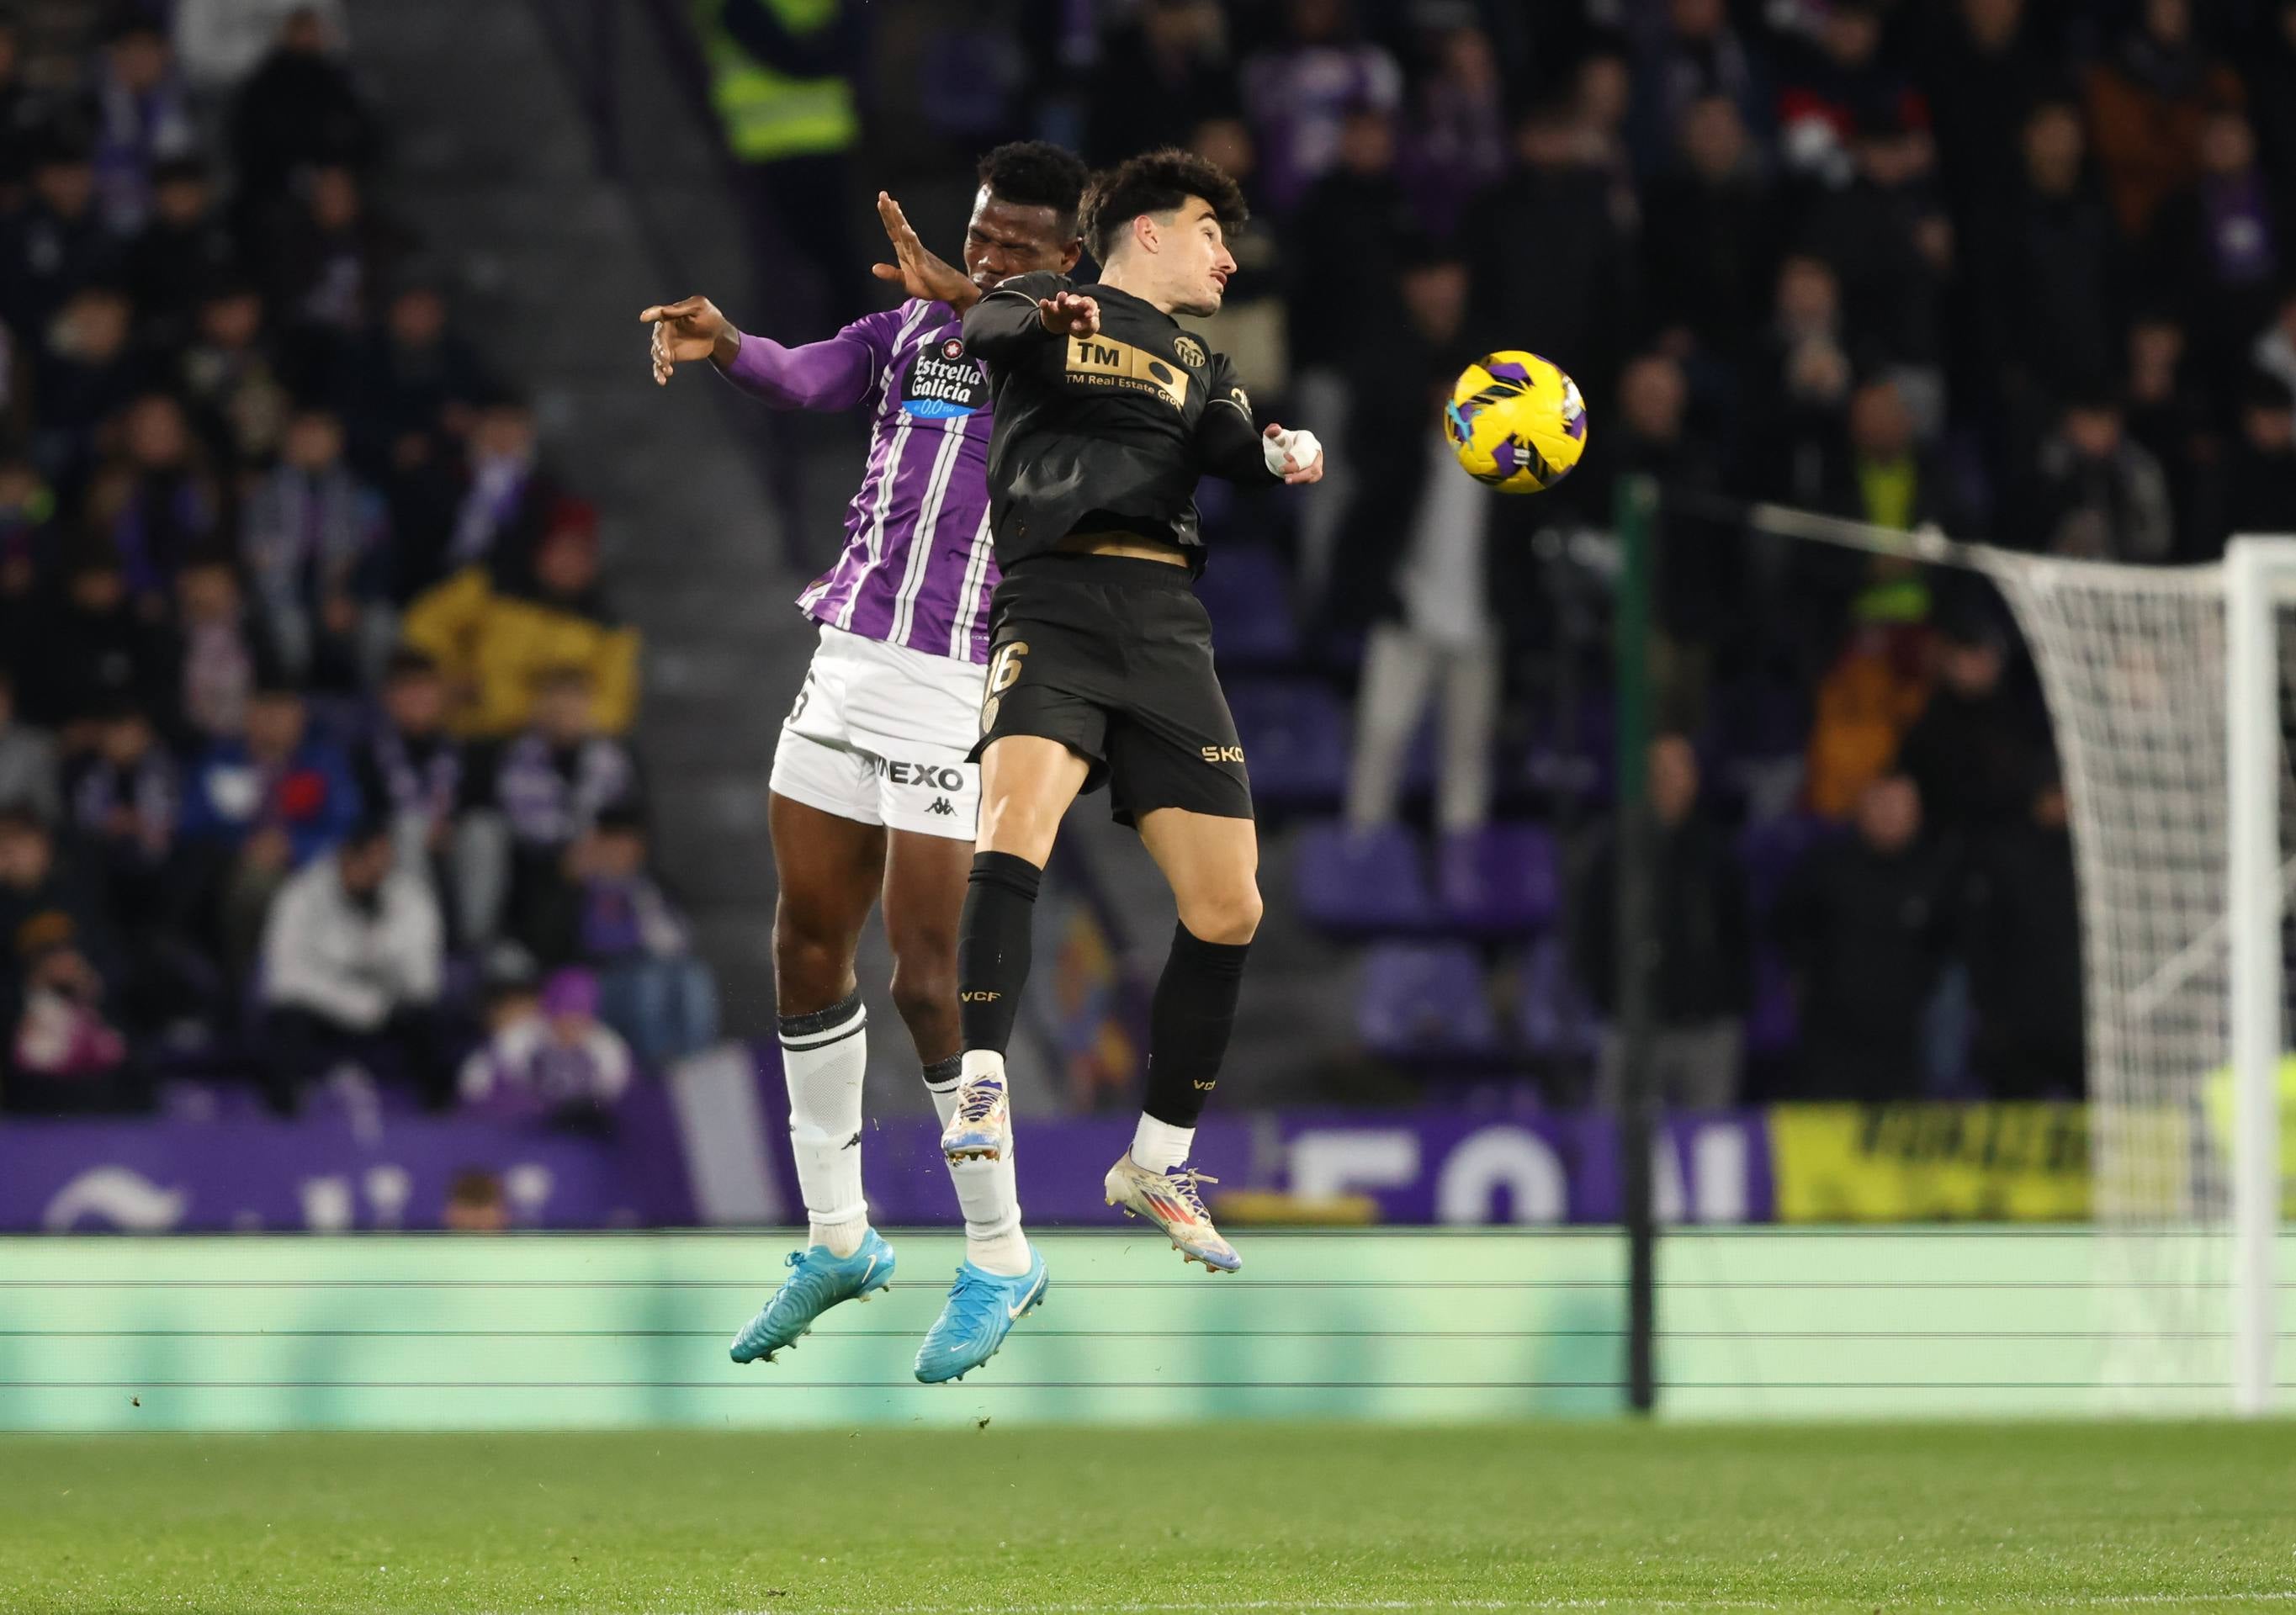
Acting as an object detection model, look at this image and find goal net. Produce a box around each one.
[1738,509,2293,1413]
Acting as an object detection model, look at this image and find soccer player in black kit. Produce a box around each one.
[913,147,1325,1380]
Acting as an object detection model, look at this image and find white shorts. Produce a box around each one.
[768,622,986,840]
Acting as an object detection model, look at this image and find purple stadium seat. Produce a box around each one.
[1197,543,1298,667]
[1358,942,1500,1063]
[1436,823,1561,935]
[1229,680,1349,808]
[1519,934,1606,1064]
[1292,820,1435,935]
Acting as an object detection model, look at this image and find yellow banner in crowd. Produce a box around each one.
[1770,1104,2092,1222]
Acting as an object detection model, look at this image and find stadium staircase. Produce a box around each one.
[342,0,802,1042]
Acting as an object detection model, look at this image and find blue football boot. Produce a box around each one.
[729,1228,895,1363]
[913,1247,1048,1384]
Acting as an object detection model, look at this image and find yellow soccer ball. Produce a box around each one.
[1443,352,1588,493]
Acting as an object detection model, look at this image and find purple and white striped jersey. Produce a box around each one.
[722,299,999,665]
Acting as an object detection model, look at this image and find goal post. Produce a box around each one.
[2224,536,2293,1416]
[1699,500,2293,1414]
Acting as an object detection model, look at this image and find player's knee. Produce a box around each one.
[977,794,1058,861]
[1181,884,1262,946]
[772,904,855,1014]
[887,936,957,1032]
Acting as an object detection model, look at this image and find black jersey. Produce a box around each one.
[959,272,1279,571]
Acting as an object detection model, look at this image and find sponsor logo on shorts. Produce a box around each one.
[863,757,969,792]
[1201,744,1246,765]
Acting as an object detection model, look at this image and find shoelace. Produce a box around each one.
[767,1248,836,1314]
[955,1079,1003,1125]
[938,1266,1010,1337]
[1161,1167,1218,1223]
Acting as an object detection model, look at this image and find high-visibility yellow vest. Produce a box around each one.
[694,0,857,162]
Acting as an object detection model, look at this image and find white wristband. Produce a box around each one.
[1264,427,1320,476]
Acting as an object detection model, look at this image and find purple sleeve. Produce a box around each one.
[715,312,892,410]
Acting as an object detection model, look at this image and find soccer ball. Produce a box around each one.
[1443,352,1588,493]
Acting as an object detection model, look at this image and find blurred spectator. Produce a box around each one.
[342,280,490,474]
[225,5,376,214]
[1825,377,1959,533]
[179,280,293,469]
[1961,764,2081,1098]
[1629,0,1771,179]
[64,698,179,929]
[259,164,404,347]
[2249,0,2296,223]
[2249,285,2296,405]
[0,807,133,1112]
[34,287,144,475]
[1799,108,1950,396]
[1744,254,1853,510]
[1461,99,1633,410]
[175,556,284,745]
[2213,370,2296,552]
[522,807,717,1067]
[0,459,56,659]
[2083,0,2244,246]
[14,540,177,733]
[1774,0,1927,192]
[1640,93,1778,369]
[488,665,642,928]
[354,647,492,943]
[1803,613,1932,823]
[1608,352,1731,732]
[1923,0,2059,228]
[1970,99,2123,434]
[242,406,391,691]
[1181,118,1286,406]
[130,159,240,352]
[1242,0,1403,213]
[1894,604,2041,840]
[441,1166,509,1231]
[0,17,40,194]
[1572,735,1753,1109]
[0,135,119,337]
[179,683,363,967]
[109,394,225,606]
[1084,0,1237,167]
[2122,314,2216,558]
[1288,104,1413,393]
[88,14,199,236]
[1400,24,1508,238]
[2148,109,2282,379]
[1773,772,1955,1099]
[403,504,639,739]
[441,395,557,577]
[459,963,634,1120]
[0,670,58,822]
[2016,394,2175,563]
[257,817,445,1113]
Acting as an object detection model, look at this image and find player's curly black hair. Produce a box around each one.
[1078,148,1249,264]
[977,141,1090,234]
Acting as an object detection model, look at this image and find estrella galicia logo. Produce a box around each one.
[903,336,989,421]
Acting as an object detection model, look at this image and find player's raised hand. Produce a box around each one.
[639,295,734,384]
[872,192,978,310]
[1263,422,1325,485]
[1037,292,1100,337]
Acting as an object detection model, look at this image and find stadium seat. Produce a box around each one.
[1196,543,1298,667]
[1435,823,1560,935]
[1357,941,1501,1063]
[1292,820,1435,935]
[1519,933,1605,1065]
[1230,680,1349,808]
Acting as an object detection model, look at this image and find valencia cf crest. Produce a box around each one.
[1172,334,1206,368]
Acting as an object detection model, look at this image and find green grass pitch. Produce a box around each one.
[2,1422,2291,1613]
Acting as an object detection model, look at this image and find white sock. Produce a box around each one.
[1130,1115,1195,1174]
[780,993,868,1258]
[930,1055,1031,1276]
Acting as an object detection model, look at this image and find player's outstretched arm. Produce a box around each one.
[639,294,876,411]
[961,281,1095,363]
[871,192,979,311]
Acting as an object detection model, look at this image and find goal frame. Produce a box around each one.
[2224,536,2296,1416]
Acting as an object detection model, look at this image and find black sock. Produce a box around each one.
[1142,921,1251,1126]
[957,850,1041,1056]
[922,1054,962,1097]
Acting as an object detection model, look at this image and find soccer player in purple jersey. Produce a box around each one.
[639,142,1088,1371]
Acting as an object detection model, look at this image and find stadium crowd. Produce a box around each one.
[713,0,2296,1104]
[0,3,715,1116]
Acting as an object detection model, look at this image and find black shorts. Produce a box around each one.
[969,554,1253,826]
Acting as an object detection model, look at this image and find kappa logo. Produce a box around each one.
[1172,333,1206,368]
[927,797,957,817]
